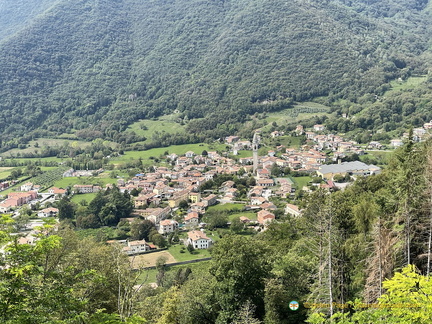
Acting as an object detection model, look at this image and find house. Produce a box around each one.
[134,195,149,208]
[184,212,200,227]
[295,125,304,135]
[185,151,195,158]
[225,136,240,144]
[7,191,38,206]
[285,203,301,217]
[158,219,179,235]
[47,187,67,197]
[188,192,201,204]
[73,185,101,194]
[20,182,33,192]
[202,194,217,207]
[0,200,15,213]
[38,207,59,218]
[313,124,326,132]
[390,139,404,148]
[123,240,149,255]
[257,210,275,225]
[186,230,212,249]
[256,179,274,187]
[168,189,190,208]
[189,202,206,214]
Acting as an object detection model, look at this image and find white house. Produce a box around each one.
[390,139,403,148]
[123,240,148,255]
[186,230,212,249]
[38,207,59,218]
[158,219,179,234]
[285,203,301,217]
[20,182,33,192]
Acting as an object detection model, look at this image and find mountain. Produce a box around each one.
[0,0,431,144]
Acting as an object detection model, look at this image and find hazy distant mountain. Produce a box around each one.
[0,0,430,142]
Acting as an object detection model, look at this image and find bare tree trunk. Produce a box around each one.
[328,208,333,317]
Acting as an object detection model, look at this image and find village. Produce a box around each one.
[0,121,398,266]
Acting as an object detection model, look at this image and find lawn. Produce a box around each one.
[290,176,312,190]
[207,203,245,213]
[269,135,303,148]
[53,176,118,189]
[233,150,252,158]
[228,211,257,221]
[168,244,211,262]
[71,193,98,204]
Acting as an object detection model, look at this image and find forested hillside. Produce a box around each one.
[0,0,431,144]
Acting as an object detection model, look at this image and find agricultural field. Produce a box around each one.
[127,114,186,139]
[263,101,330,127]
[384,75,427,95]
[0,167,15,179]
[130,250,177,269]
[0,138,91,157]
[31,168,69,190]
[53,176,119,189]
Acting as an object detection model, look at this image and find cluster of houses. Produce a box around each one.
[5,125,388,255]
[389,123,432,148]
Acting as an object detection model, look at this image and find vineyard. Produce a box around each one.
[31,167,69,190]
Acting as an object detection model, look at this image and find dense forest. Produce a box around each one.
[0,0,431,145]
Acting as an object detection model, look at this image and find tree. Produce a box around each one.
[13,214,30,231]
[230,217,244,233]
[209,235,271,323]
[203,213,228,230]
[178,200,189,210]
[187,244,195,254]
[324,265,432,324]
[130,219,155,241]
[57,197,75,220]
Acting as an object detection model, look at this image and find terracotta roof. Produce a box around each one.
[187,230,210,241]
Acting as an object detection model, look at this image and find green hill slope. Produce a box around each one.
[0,0,430,145]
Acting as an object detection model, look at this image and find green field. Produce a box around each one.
[385,75,427,95]
[263,101,330,127]
[71,193,98,204]
[53,176,118,189]
[233,150,252,158]
[290,176,312,190]
[127,114,186,139]
[207,203,245,213]
[168,244,211,262]
[0,167,15,179]
[109,143,225,165]
[0,138,91,157]
[1,156,68,163]
[228,211,257,221]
